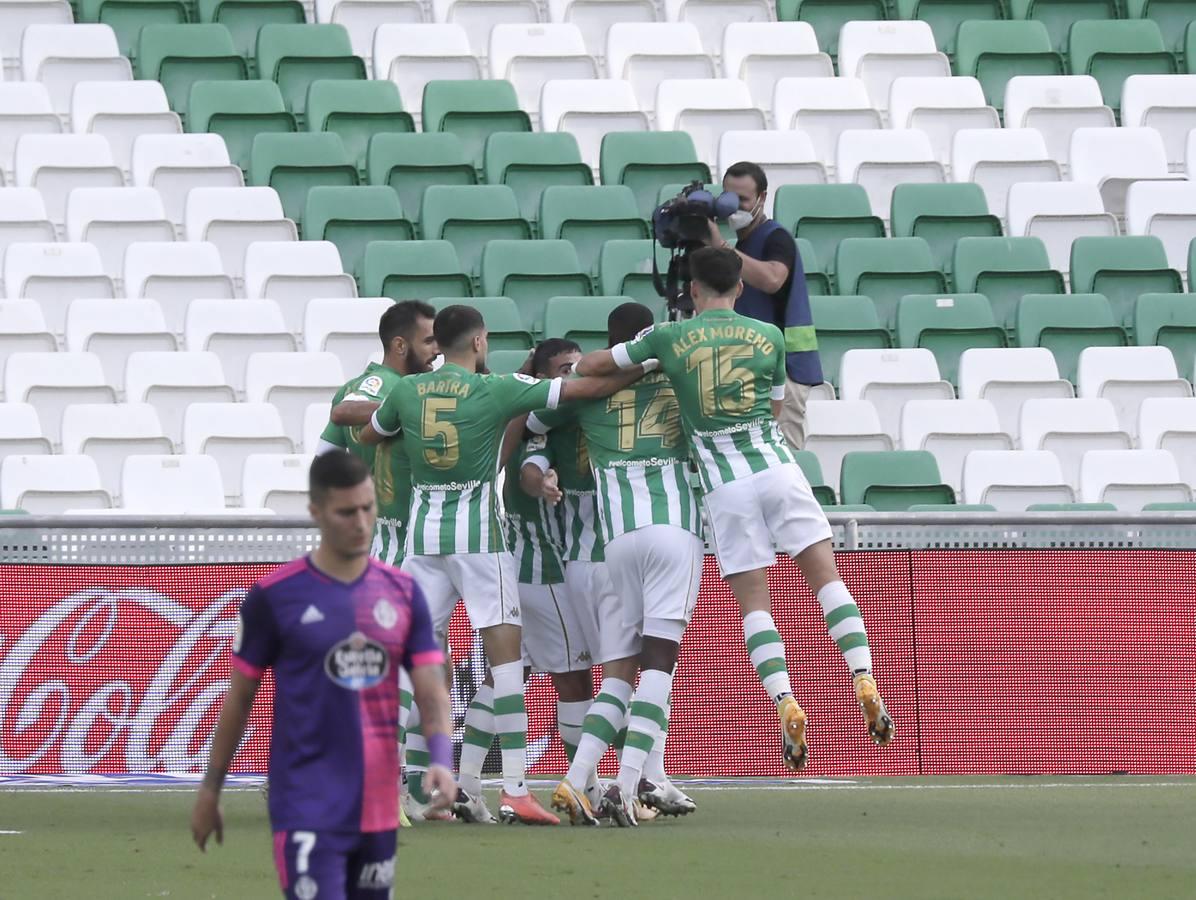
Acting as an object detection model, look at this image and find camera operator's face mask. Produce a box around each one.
[727,195,763,231]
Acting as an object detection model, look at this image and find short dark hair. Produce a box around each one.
[309,450,370,503]
[531,338,581,376]
[607,302,654,347]
[724,161,768,195]
[379,300,435,348]
[689,247,743,295]
[432,304,485,351]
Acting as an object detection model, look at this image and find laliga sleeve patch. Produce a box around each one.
[526,434,547,452]
[634,325,656,341]
[512,373,540,385]
[359,375,384,397]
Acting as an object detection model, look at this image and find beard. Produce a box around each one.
[405,347,432,373]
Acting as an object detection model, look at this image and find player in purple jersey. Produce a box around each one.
[192,451,455,900]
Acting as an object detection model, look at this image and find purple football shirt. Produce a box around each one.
[232,556,442,833]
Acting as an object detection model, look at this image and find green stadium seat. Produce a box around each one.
[908,503,999,511]
[138,26,247,119]
[484,133,593,227]
[1127,1,1196,58]
[81,0,187,62]
[821,504,877,513]
[952,236,1065,335]
[187,80,296,171]
[890,183,1002,275]
[795,238,832,296]
[597,240,671,322]
[1142,501,1196,510]
[811,295,891,389]
[894,0,1007,57]
[544,296,634,352]
[539,185,647,277]
[1008,0,1119,53]
[366,133,476,226]
[305,81,413,178]
[421,185,531,280]
[480,240,592,334]
[955,20,1063,111]
[791,449,838,506]
[839,450,955,511]
[1068,20,1177,114]
[256,24,366,124]
[363,241,472,301]
[1026,502,1118,510]
[421,80,531,172]
[428,296,533,351]
[836,237,948,333]
[1187,21,1196,71]
[896,293,1007,386]
[249,133,358,232]
[1134,292,1196,381]
[776,0,886,58]
[599,132,710,220]
[197,0,304,68]
[486,349,534,375]
[304,186,412,280]
[774,184,886,277]
[1070,235,1183,333]
[1017,293,1128,381]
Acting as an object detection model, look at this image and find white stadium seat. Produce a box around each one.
[1003,75,1114,175]
[304,297,393,376]
[950,128,1060,223]
[60,403,173,499]
[0,0,71,79]
[184,298,297,395]
[1079,449,1191,509]
[431,0,541,59]
[131,134,244,230]
[1006,182,1118,278]
[887,76,999,167]
[1138,398,1196,489]
[958,347,1075,441]
[837,21,950,114]
[718,131,826,212]
[121,454,226,513]
[0,403,51,457]
[242,453,314,515]
[540,79,648,172]
[1120,74,1196,173]
[654,79,765,169]
[183,187,298,284]
[3,351,116,445]
[547,0,658,61]
[1124,181,1196,280]
[488,24,598,119]
[1077,346,1193,439]
[0,83,61,182]
[183,403,294,502]
[64,298,177,394]
[124,351,235,445]
[662,0,773,59]
[0,454,110,514]
[772,77,881,173]
[804,400,892,494]
[3,242,115,338]
[243,241,357,332]
[69,81,180,177]
[0,188,57,258]
[961,449,1074,510]
[0,299,56,359]
[836,129,944,221]
[245,351,346,446]
[1018,398,1131,490]
[1068,127,1180,219]
[721,22,831,114]
[21,24,132,116]
[373,25,482,119]
[303,401,333,452]
[123,241,236,335]
[13,133,124,229]
[64,187,175,279]
[899,398,1011,494]
[316,0,425,63]
[837,348,954,441]
[605,22,715,114]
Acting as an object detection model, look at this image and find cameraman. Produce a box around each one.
[705,162,822,451]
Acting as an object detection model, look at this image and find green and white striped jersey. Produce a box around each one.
[521,418,603,563]
[613,309,794,493]
[371,363,563,556]
[502,443,565,585]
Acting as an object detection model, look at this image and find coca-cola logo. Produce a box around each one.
[324,632,389,691]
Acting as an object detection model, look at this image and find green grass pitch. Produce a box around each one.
[2,778,1194,899]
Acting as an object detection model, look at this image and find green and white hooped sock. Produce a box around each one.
[565,678,633,788]
[617,668,672,797]
[817,581,872,675]
[644,699,670,783]
[491,662,529,796]
[557,698,591,762]
[743,610,793,703]
[458,684,495,796]
[405,704,429,802]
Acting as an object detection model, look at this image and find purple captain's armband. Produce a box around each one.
[428,732,453,769]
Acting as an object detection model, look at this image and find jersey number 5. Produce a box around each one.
[422,398,459,469]
[686,344,756,416]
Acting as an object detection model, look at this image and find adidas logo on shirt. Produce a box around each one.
[300,605,325,625]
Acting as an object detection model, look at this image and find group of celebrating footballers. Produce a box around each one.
[191,247,894,897]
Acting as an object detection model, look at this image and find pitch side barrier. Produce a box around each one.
[1,513,1193,779]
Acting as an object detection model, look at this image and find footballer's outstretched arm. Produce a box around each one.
[191,670,259,851]
[330,400,380,427]
[409,663,456,810]
[558,365,647,403]
[575,349,619,376]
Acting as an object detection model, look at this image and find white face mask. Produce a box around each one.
[727,198,762,231]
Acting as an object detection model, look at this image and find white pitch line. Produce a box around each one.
[0,830,24,834]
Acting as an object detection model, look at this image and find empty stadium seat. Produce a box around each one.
[1138,396,1196,488]
[122,454,227,512]
[957,346,1074,440]
[836,237,948,333]
[598,131,709,219]
[21,24,132,116]
[480,240,591,332]
[839,450,954,511]
[810,295,891,388]
[1070,236,1183,332]
[887,76,999,166]
[837,21,951,113]
[1006,182,1117,277]
[717,132,826,207]
[778,0,885,59]
[363,241,472,301]
[1134,293,1196,382]
[0,402,51,458]
[242,453,312,513]
[900,398,1011,494]
[123,242,235,334]
[485,133,593,227]
[775,184,885,277]
[1009,0,1118,53]
[836,129,945,222]
[889,183,1002,275]
[421,185,531,280]
[70,81,180,176]
[303,401,331,452]
[1120,74,1196,172]
[64,298,177,393]
[422,80,531,170]
[243,241,356,331]
[0,0,72,80]
[955,20,1062,112]
[131,133,244,229]
[372,24,481,121]
[605,22,715,113]
[950,128,1060,221]
[483,348,532,374]
[1018,292,1127,382]
[803,399,892,494]
[304,297,393,375]
[184,298,296,394]
[14,134,124,230]
[1068,19,1175,115]
[0,188,56,258]
[3,243,115,338]
[256,24,367,123]
[961,448,1074,510]
[1069,127,1180,218]
[0,300,56,362]
[60,403,172,499]
[184,402,294,501]
[663,0,773,59]
[654,79,765,169]
[543,296,630,351]
[1003,75,1114,173]
[317,0,424,63]
[187,80,296,173]
[428,295,532,349]
[540,79,649,172]
[796,238,832,296]
[124,351,235,444]
[305,80,414,177]
[1079,449,1191,508]
[488,24,598,119]
[366,132,476,225]
[4,351,117,445]
[0,455,110,514]
[0,84,61,184]
[432,0,541,59]
[196,0,305,65]
[248,133,359,232]
[772,77,881,173]
[789,449,836,506]
[183,187,298,283]
[1124,182,1196,280]
[64,187,175,279]
[721,21,831,114]
[597,239,670,320]
[896,294,1006,386]
[539,185,646,274]
[1077,345,1194,437]
[1019,397,1130,489]
[838,348,954,440]
[137,24,247,119]
[246,351,346,444]
[304,185,413,279]
[952,236,1065,334]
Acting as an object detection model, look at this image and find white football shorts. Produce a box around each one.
[564,560,641,664]
[519,580,592,673]
[603,525,703,636]
[401,551,521,639]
